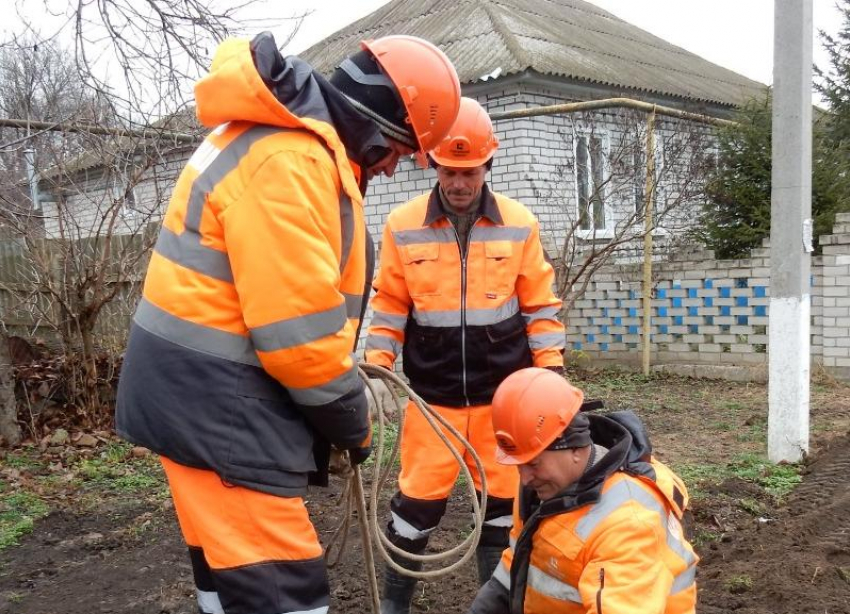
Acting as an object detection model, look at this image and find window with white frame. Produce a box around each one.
[575,132,608,231]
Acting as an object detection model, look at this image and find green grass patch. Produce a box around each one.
[73,442,165,495]
[0,488,49,549]
[673,453,802,502]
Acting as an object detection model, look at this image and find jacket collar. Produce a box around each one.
[423,182,503,227]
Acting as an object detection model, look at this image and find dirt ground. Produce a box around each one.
[1,371,849,614]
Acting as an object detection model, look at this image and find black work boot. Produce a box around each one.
[380,555,422,614]
[475,544,505,585]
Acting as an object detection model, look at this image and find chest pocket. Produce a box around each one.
[400,243,442,297]
[485,240,517,297]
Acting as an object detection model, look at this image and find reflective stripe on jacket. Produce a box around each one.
[496,413,698,614]
[116,37,372,496]
[365,184,565,407]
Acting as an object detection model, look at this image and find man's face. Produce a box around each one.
[436,164,487,212]
[366,139,415,180]
[517,447,590,501]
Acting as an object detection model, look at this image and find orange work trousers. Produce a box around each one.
[160,457,328,614]
[388,402,518,550]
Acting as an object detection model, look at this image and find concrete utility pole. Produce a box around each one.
[768,0,812,463]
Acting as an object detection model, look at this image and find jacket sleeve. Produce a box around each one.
[516,218,566,368]
[578,517,672,614]
[364,218,411,368]
[221,148,368,450]
[467,576,510,614]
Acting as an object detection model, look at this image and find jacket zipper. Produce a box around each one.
[450,220,473,406]
[596,568,605,614]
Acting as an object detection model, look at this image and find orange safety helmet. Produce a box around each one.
[362,36,461,155]
[430,97,499,168]
[491,368,585,465]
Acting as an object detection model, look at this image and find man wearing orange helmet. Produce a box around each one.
[366,98,566,613]
[116,31,460,614]
[467,368,698,614]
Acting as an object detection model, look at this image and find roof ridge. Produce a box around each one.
[478,0,530,69]
[513,32,759,89]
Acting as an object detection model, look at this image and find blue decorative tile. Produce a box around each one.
[629,307,637,317]
[754,286,767,298]
[628,325,638,334]
[704,279,714,289]
[658,306,668,317]
[659,325,668,334]
[573,341,582,350]
[614,317,622,326]
[657,289,667,298]
[674,316,683,325]
[704,297,714,307]
[629,290,637,300]
[755,306,767,317]
[706,315,714,325]
[600,343,609,351]
[673,280,682,289]
[720,287,731,298]
[737,315,748,325]
[721,306,731,316]
[688,288,697,298]
[587,334,595,342]
[688,306,698,316]
[673,297,682,308]
[689,325,699,334]
[601,325,609,334]
[736,296,748,307]
[602,307,609,317]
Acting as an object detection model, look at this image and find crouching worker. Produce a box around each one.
[468,367,698,614]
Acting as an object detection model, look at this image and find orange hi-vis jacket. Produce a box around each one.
[483,412,698,614]
[366,185,565,407]
[116,36,373,496]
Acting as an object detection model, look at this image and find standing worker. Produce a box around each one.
[365,97,566,614]
[116,31,460,614]
[468,367,698,614]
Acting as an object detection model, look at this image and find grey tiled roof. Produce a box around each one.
[299,0,766,107]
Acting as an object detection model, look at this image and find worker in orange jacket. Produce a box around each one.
[467,368,698,614]
[115,31,460,614]
[365,98,566,614]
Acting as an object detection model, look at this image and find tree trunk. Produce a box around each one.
[0,337,22,447]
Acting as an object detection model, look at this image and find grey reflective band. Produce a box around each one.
[250,304,347,353]
[522,306,561,324]
[134,298,261,367]
[155,125,285,282]
[392,226,532,247]
[288,360,360,406]
[370,310,408,330]
[155,227,233,283]
[670,563,697,595]
[393,227,457,246]
[339,191,354,274]
[483,514,513,527]
[365,334,402,356]
[528,565,583,604]
[197,589,224,614]
[412,296,520,327]
[493,561,511,590]
[575,479,698,576]
[479,226,532,242]
[390,511,438,540]
[528,332,567,350]
[343,292,363,319]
